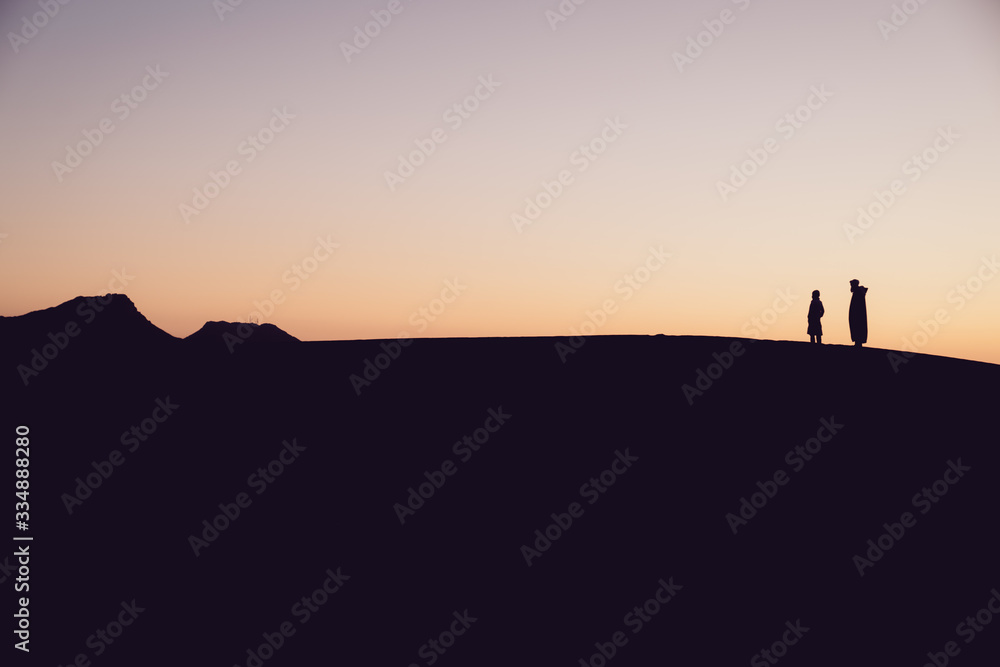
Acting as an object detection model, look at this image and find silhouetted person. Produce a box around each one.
[807,290,824,344]
[849,279,868,346]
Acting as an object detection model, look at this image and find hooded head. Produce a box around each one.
[812,290,820,299]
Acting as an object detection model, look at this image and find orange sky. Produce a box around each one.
[2,0,999,365]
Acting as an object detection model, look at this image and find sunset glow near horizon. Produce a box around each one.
[2,0,1000,365]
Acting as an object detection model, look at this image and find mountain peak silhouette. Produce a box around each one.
[0,294,300,355]
[0,293,176,347]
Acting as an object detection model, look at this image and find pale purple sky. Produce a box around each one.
[3,0,1000,363]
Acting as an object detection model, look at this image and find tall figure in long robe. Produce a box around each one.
[849,279,868,346]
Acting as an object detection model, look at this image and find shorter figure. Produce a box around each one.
[807,290,824,344]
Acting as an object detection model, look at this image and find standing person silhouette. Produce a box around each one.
[807,290,824,344]
[849,279,868,347]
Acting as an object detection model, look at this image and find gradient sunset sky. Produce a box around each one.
[3,0,999,364]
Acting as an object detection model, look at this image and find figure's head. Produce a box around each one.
[812,290,820,299]
[850,279,860,288]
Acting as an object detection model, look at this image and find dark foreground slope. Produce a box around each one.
[2,302,998,666]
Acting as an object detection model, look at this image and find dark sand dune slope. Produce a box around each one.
[2,296,998,665]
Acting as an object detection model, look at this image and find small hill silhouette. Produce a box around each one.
[185,320,300,347]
